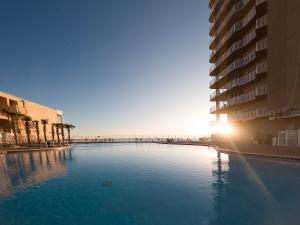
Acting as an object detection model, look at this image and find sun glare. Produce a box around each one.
[217,122,233,135]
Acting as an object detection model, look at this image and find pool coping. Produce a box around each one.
[0,145,73,154]
[215,147,300,161]
[161,142,300,161]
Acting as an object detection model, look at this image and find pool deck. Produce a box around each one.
[0,145,73,154]
[213,142,300,161]
[162,141,300,161]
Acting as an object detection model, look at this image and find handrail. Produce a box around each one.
[210,0,251,37]
[210,28,256,73]
[210,63,261,100]
[210,6,256,48]
[210,39,267,86]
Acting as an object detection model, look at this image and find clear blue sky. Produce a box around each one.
[0,0,211,136]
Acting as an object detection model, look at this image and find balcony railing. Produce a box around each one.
[210,0,266,36]
[210,89,226,100]
[230,107,269,122]
[209,0,217,9]
[210,38,267,82]
[210,0,251,37]
[210,0,231,27]
[210,61,267,88]
[211,85,267,113]
[210,6,256,48]
[210,63,267,100]
[210,14,267,61]
[227,85,267,107]
[210,102,228,113]
[210,29,256,72]
[269,106,300,120]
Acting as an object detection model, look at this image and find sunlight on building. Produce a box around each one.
[216,122,233,135]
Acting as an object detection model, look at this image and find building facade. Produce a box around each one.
[0,91,63,144]
[209,0,300,146]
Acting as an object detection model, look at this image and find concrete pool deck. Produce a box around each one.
[213,142,300,161]
[161,141,300,161]
[0,145,73,154]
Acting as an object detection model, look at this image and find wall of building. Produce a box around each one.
[267,0,286,109]
[0,91,63,143]
[268,0,300,109]
[285,0,300,107]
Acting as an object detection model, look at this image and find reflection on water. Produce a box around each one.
[0,149,72,200]
[210,152,229,225]
[0,144,300,225]
[209,152,300,225]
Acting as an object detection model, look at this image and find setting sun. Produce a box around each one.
[216,122,233,135]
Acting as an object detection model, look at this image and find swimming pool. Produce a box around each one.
[0,144,300,225]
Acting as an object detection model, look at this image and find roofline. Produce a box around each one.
[0,90,63,114]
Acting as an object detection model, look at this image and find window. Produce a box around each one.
[0,97,8,107]
[57,115,63,123]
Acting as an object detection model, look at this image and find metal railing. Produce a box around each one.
[273,129,300,148]
[210,0,231,27]
[210,29,256,73]
[210,39,267,85]
[210,6,256,48]
[230,107,269,122]
[210,14,267,62]
[211,84,267,112]
[210,62,267,100]
[210,0,251,36]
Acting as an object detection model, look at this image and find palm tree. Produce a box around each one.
[57,123,65,145]
[64,124,75,144]
[51,123,55,144]
[21,115,32,144]
[33,120,41,144]
[54,123,61,145]
[0,106,22,144]
[41,119,48,146]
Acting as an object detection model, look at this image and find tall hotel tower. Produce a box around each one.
[209,0,300,145]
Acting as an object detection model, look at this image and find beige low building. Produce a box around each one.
[0,91,63,144]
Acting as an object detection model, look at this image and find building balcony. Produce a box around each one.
[210,0,252,37]
[210,14,267,63]
[210,89,226,100]
[209,0,223,23]
[228,84,267,105]
[230,107,269,122]
[209,28,256,71]
[210,38,267,85]
[210,101,228,114]
[210,39,267,86]
[209,0,217,9]
[269,106,300,120]
[210,6,256,50]
[209,0,231,34]
[210,0,266,39]
[210,85,267,114]
[210,62,267,100]
[210,5,267,59]
[0,111,8,120]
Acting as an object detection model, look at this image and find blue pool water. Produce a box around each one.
[1,144,300,225]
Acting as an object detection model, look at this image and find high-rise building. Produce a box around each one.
[209,0,300,145]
